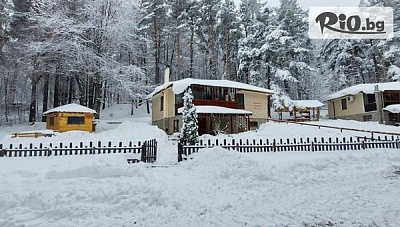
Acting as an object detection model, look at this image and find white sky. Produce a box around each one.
[233,0,361,10]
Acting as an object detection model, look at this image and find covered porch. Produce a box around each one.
[276,100,324,122]
[179,106,252,135]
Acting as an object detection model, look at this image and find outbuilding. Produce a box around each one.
[43,103,97,133]
[275,100,324,122]
[326,82,400,124]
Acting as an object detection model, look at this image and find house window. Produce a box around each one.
[175,93,183,104]
[363,115,372,122]
[160,96,164,111]
[364,94,376,104]
[173,120,179,132]
[364,94,377,112]
[389,113,398,121]
[236,94,245,109]
[341,98,347,110]
[67,116,85,124]
[49,117,54,126]
[192,86,203,100]
[384,92,399,102]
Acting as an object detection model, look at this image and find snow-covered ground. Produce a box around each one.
[1,104,400,226]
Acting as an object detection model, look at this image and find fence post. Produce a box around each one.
[311,141,314,152]
[141,141,147,163]
[178,142,183,162]
[273,139,276,152]
[362,140,365,150]
[0,149,6,157]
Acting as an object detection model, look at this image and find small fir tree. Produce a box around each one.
[179,88,199,145]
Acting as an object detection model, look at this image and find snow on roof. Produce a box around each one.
[383,104,400,114]
[326,82,400,101]
[293,100,324,108]
[148,78,274,98]
[178,105,252,115]
[43,103,96,115]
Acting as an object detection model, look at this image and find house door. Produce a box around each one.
[198,117,207,135]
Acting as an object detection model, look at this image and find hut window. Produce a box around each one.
[160,96,164,111]
[50,117,54,126]
[67,116,85,124]
[389,113,397,121]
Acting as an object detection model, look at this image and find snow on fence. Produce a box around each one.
[178,136,400,162]
[0,139,157,163]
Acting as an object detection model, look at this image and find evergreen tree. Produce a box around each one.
[179,88,199,145]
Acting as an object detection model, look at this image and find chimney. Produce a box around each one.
[164,65,170,83]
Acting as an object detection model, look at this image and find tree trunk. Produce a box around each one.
[225,30,231,80]
[75,74,85,105]
[42,71,49,122]
[370,40,380,83]
[102,79,107,110]
[53,70,60,108]
[189,24,194,79]
[88,76,94,109]
[211,26,217,79]
[177,31,181,80]
[68,75,73,104]
[93,73,102,119]
[29,77,38,124]
[154,16,160,84]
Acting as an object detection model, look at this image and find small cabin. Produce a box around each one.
[43,103,97,133]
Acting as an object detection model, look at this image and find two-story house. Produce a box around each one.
[149,78,274,135]
[326,82,400,124]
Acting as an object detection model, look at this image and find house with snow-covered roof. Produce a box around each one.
[149,77,274,135]
[43,103,97,132]
[326,82,400,125]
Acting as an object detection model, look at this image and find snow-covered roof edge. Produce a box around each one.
[148,78,274,98]
[43,103,97,115]
[383,104,400,113]
[325,82,400,101]
[293,100,324,108]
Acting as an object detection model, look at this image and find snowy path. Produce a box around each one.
[1,149,399,226]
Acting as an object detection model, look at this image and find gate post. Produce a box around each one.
[141,141,147,163]
[178,142,183,162]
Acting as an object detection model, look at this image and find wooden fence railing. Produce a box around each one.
[0,139,157,163]
[178,136,400,162]
[269,119,400,138]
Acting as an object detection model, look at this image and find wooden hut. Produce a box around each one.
[43,103,97,132]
